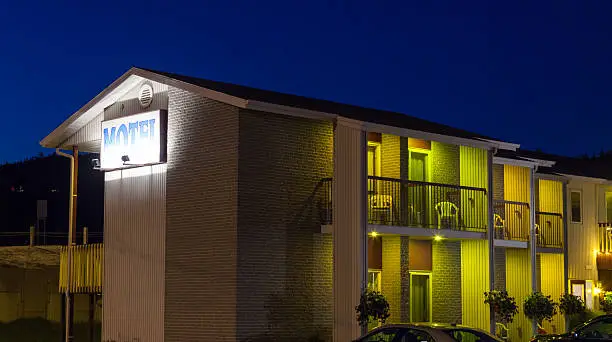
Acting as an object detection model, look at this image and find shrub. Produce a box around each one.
[524,292,558,326]
[601,292,612,314]
[355,290,390,328]
[484,290,519,324]
[559,293,586,317]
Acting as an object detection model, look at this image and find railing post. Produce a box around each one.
[83,227,88,245]
[29,225,35,247]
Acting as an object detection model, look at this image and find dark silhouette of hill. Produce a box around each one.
[0,153,103,245]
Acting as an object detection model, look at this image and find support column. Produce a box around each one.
[562,181,570,332]
[529,168,538,336]
[333,118,367,342]
[487,149,495,334]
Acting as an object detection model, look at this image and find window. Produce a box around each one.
[368,270,382,292]
[399,329,435,342]
[444,329,498,342]
[578,316,612,339]
[571,190,582,223]
[360,328,400,342]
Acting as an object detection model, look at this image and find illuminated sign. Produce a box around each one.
[100,110,167,170]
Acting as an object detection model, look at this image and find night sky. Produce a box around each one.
[1,0,611,162]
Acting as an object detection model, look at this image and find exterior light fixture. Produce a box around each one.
[369,231,378,238]
[434,235,443,242]
[594,287,602,295]
[121,155,130,163]
[594,249,600,256]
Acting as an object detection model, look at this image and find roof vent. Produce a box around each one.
[138,84,153,108]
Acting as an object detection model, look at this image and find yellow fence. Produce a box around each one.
[59,244,103,293]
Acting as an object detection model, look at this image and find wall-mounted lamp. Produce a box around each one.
[121,155,130,164]
[91,158,100,170]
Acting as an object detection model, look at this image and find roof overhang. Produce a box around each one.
[41,67,517,152]
[558,173,612,185]
[492,156,537,168]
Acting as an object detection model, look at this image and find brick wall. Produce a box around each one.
[165,87,239,342]
[236,109,333,341]
[381,236,410,323]
[431,142,460,186]
[494,247,506,290]
[381,134,401,179]
[432,241,462,323]
[493,164,504,201]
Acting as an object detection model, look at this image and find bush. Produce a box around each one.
[484,290,519,324]
[355,290,390,328]
[524,292,558,326]
[601,292,612,314]
[559,293,586,317]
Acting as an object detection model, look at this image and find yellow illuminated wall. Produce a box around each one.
[539,253,565,334]
[506,249,532,342]
[461,239,490,331]
[538,179,564,214]
[460,146,488,230]
[504,165,531,240]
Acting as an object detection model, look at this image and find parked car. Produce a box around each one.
[531,314,612,341]
[354,323,503,342]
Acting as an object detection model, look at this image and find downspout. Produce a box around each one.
[56,148,75,342]
[530,165,539,336]
[488,148,497,334]
[562,180,570,332]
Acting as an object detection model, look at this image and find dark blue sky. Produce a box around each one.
[1,1,611,162]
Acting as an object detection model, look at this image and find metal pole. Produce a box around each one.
[83,227,88,245]
[29,225,35,247]
[487,149,496,334]
[56,148,75,342]
[529,167,538,336]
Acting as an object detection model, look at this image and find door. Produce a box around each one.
[410,273,431,322]
[409,152,428,227]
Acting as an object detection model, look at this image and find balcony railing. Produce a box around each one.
[59,243,104,293]
[493,200,530,241]
[535,211,563,248]
[318,176,488,232]
[599,223,612,253]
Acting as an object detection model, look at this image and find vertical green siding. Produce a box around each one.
[539,253,565,334]
[506,249,532,342]
[461,240,490,331]
[460,146,488,230]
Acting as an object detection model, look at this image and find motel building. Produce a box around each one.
[41,67,576,342]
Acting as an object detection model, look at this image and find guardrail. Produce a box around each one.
[493,200,530,241]
[535,211,563,248]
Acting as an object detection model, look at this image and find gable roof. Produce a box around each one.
[140,68,510,144]
[41,67,518,150]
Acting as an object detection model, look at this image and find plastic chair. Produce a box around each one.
[494,214,506,239]
[369,194,393,224]
[434,201,459,229]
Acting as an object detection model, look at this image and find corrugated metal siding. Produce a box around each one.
[61,80,169,151]
[165,87,239,342]
[538,180,564,214]
[333,121,366,342]
[506,249,532,342]
[103,165,166,342]
[59,244,103,293]
[567,180,599,281]
[504,165,531,204]
[459,146,488,229]
[539,253,565,334]
[461,239,490,331]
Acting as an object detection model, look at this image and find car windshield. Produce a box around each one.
[441,328,500,342]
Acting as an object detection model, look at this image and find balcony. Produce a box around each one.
[599,223,612,253]
[535,211,563,249]
[59,243,104,294]
[493,200,530,241]
[318,176,488,233]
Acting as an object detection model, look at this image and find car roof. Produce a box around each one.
[366,323,502,341]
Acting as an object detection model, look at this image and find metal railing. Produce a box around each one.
[0,229,103,247]
[317,176,488,232]
[535,211,563,248]
[599,222,612,253]
[493,200,530,241]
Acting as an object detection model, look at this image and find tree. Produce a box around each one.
[355,290,390,328]
[524,292,558,330]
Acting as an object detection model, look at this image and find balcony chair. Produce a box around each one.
[369,194,393,225]
[494,214,508,239]
[434,201,459,229]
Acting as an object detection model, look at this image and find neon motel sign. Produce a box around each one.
[100,110,167,170]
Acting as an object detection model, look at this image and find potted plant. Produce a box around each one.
[484,290,518,339]
[559,293,585,318]
[524,292,558,334]
[355,289,390,330]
